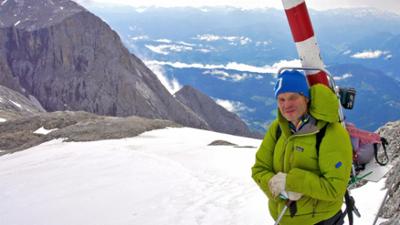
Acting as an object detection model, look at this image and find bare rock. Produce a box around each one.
[0,111,180,155]
[175,85,262,138]
[0,0,208,130]
[376,121,400,224]
[0,84,45,121]
[208,140,238,146]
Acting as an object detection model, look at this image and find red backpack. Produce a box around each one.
[346,123,389,171]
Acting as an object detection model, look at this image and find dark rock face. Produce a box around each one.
[0,0,208,129]
[175,85,261,138]
[0,84,44,120]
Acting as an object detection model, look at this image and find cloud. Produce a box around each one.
[256,41,272,46]
[333,73,352,80]
[214,99,255,114]
[145,45,169,55]
[198,48,212,53]
[145,59,301,74]
[194,34,252,45]
[342,50,352,55]
[176,41,196,47]
[144,62,182,94]
[72,0,400,15]
[129,35,149,41]
[385,54,392,60]
[203,70,262,81]
[351,50,390,59]
[156,39,172,43]
[145,42,213,55]
[145,44,194,55]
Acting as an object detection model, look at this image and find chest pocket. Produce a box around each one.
[291,139,319,172]
[275,124,328,173]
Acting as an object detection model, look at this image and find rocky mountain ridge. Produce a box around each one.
[0,0,210,128]
[0,0,256,137]
[377,121,400,225]
[0,0,259,139]
[175,85,260,138]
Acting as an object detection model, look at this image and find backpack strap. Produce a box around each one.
[374,137,389,166]
[276,125,282,142]
[316,124,328,157]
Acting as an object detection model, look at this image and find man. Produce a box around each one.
[251,70,353,225]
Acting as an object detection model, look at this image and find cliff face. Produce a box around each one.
[175,85,260,138]
[0,0,208,129]
[377,121,400,225]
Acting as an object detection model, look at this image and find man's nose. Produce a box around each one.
[283,101,292,108]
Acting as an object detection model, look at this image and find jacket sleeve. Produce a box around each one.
[285,123,353,201]
[251,120,279,199]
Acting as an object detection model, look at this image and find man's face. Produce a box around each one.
[277,92,309,125]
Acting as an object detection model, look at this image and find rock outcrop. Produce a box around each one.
[0,84,44,121]
[377,121,400,225]
[175,85,261,138]
[0,110,180,155]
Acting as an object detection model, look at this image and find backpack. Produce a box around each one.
[346,123,389,171]
[275,123,389,225]
[275,123,390,175]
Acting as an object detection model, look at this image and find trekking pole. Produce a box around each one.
[372,187,390,225]
[274,200,292,225]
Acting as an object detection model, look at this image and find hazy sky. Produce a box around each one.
[75,0,400,14]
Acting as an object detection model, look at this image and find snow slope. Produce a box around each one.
[0,127,387,225]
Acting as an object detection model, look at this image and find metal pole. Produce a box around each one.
[274,200,292,225]
[274,205,288,225]
[280,0,329,87]
[372,188,390,225]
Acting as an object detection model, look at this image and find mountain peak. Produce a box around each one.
[0,0,210,130]
[175,85,260,138]
[0,0,86,30]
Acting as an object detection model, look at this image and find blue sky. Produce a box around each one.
[75,0,400,15]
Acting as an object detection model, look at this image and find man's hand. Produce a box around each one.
[287,191,303,201]
[268,172,287,197]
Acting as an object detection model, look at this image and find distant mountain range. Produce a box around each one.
[81,5,400,132]
[85,6,400,78]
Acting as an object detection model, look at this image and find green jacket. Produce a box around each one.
[251,84,353,225]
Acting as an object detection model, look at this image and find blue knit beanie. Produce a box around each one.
[274,70,310,99]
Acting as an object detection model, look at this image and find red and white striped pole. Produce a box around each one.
[281,0,329,86]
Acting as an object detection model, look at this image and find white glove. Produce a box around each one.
[287,191,303,201]
[268,172,287,197]
[279,191,303,201]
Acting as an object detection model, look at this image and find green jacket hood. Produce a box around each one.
[277,84,339,129]
[309,84,340,123]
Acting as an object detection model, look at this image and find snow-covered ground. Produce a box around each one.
[33,126,58,135]
[0,127,388,225]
